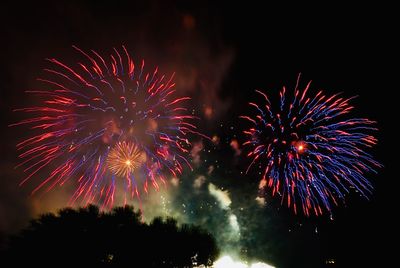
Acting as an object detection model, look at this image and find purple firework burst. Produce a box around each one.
[11,46,207,208]
[240,74,381,216]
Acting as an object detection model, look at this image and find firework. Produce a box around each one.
[240,74,381,216]
[11,46,206,208]
[107,141,145,177]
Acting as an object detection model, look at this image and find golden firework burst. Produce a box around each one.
[107,141,146,177]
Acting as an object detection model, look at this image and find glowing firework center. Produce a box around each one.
[107,141,146,177]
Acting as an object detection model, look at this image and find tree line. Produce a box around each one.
[1,205,219,267]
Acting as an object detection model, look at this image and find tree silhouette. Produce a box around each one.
[1,205,219,267]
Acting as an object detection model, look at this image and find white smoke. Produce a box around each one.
[208,183,231,209]
[193,175,207,189]
[208,183,240,238]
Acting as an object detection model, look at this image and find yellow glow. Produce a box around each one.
[213,256,247,268]
[211,255,275,268]
[107,141,146,177]
[295,141,307,153]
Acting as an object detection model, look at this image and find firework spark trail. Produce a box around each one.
[240,74,382,216]
[11,46,206,208]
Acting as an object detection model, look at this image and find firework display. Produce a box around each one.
[240,75,381,216]
[11,46,204,208]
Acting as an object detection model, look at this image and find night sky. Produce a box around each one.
[0,1,396,267]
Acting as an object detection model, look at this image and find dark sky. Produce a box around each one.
[0,1,396,267]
